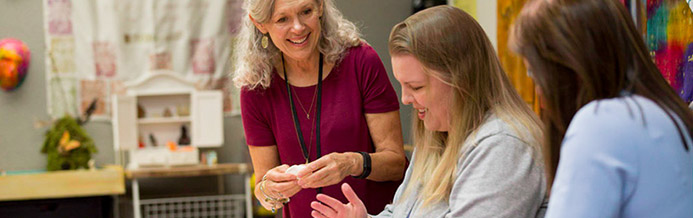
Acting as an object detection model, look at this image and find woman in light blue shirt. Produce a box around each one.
[510,0,693,217]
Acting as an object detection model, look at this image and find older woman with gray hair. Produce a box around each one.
[232,0,406,217]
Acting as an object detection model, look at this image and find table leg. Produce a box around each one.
[132,179,141,218]
[217,175,225,194]
[113,195,120,218]
[245,174,252,218]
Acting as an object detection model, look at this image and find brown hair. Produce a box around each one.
[390,5,543,207]
[510,0,693,186]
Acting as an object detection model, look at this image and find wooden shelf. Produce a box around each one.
[135,90,191,97]
[125,163,249,179]
[0,165,125,201]
[138,117,191,125]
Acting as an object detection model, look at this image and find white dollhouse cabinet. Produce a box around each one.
[112,70,224,169]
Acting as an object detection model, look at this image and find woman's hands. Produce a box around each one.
[257,152,361,211]
[258,164,302,211]
[311,183,369,218]
[296,152,361,189]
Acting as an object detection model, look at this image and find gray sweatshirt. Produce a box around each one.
[372,116,547,218]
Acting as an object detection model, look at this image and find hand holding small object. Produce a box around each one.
[258,164,303,212]
[296,152,361,189]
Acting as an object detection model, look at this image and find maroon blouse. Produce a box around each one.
[240,44,402,217]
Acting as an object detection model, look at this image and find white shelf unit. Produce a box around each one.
[111,70,246,218]
[112,70,224,158]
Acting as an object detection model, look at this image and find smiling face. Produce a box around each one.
[252,0,323,62]
[392,54,453,132]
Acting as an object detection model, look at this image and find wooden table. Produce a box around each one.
[0,165,125,201]
[0,165,125,217]
[125,163,251,218]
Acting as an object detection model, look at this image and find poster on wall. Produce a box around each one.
[43,0,244,120]
[645,0,693,102]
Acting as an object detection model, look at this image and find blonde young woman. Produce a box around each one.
[233,0,407,217]
[311,5,546,218]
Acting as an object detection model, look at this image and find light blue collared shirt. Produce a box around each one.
[546,95,693,218]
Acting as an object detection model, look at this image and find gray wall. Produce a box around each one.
[0,0,412,215]
[337,0,413,144]
[1,0,53,171]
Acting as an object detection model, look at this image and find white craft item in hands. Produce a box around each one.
[285,164,307,176]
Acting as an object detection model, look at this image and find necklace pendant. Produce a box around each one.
[307,114,310,119]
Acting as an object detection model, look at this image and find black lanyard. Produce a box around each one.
[282,53,323,167]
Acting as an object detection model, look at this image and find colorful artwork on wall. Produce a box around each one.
[497,0,540,112]
[646,0,693,102]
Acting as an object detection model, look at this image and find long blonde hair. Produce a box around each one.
[389,5,543,207]
[232,0,361,89]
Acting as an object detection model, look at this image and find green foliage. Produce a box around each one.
[41,115,98,171]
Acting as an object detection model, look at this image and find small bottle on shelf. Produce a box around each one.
[137,104,146,118]
[149,133,158,147]
[163,107,173,117]
[178,125,191,146]
[138,134,145,148]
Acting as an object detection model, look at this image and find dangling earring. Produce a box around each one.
[261,34,269,49]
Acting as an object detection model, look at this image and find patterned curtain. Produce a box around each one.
[43,0,244,120]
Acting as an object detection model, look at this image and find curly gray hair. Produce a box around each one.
[232,0,362,89]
